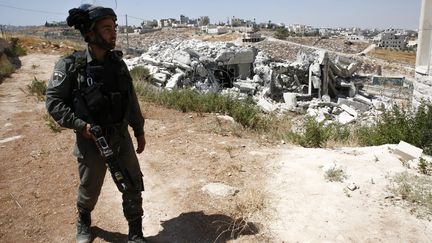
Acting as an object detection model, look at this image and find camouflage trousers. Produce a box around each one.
[73,130,144,222]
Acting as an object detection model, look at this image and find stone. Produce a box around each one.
[347,183,359,191]
[233,81,258,94]
[340,104,358,118]
[338,111,356,125]
[257,98,277,113]
[166,72,184,90]
[201,183,239,197]
[216,115,235,123]
[337,98,370,112]
[152,73,168,84]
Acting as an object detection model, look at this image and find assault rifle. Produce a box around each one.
[73,86,134,192]
[89,125,133,192]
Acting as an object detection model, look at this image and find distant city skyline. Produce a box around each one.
[0,0,423,30]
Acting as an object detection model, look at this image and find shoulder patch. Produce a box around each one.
[51,70,66,87]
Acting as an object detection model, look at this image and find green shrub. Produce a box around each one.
[0,54,15,80]
[130,66,151,83]
[274,27,289,40]
[418,157,432,176]
[356,103,432,155]
[10,37,27,56]
[133,80,267,130]
[27,76,47,101]
[287,117,331,148]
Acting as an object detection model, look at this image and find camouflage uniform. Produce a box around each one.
[46,47,145,222]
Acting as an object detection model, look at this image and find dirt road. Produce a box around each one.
[1,53,431,243]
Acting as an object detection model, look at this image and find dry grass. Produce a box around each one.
[325,167,347,182]
[369,48,416,65]
[201,32,241,42]
[388,171,432,220]
[9,35,83,55]
[214,189,265,242]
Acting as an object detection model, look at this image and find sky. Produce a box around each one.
[0,0,423,30]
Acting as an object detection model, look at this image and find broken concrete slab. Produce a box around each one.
[173,50,191,66]
[257,98,277,113]
[166,72,185,90]
[153,73,168,84]
[340,104,358,118]
[227,49,255,65]
[283,92,297,109]
[337,98,370,113]
[338,111,356,125]
[393,141,423,161]
[353,94,373,105]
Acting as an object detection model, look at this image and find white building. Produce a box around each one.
[375,29,408,49]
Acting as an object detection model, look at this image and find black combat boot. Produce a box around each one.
[76,212,91,243]
[128,218,147,243]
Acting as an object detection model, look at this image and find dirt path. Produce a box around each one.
[0,53,273,242]
[1,53,431,243]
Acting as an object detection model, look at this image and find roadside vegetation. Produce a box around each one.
[0,37,26,82]
[26,76,47,101]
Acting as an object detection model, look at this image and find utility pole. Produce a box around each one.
[125,14,129,49]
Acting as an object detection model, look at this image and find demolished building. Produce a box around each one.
[125,38,400,125]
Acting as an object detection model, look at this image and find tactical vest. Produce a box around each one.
[70,50,132,128]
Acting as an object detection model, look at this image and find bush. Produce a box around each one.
[356,102,432,155]
[10,37,27,56]
[286,117,331,148]
[0,53,15,81]
[130,66,151,83]
[274,27,289,40]
[27,76,47,101]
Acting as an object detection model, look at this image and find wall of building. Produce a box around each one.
[413,0,432,108]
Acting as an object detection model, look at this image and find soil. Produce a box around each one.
[1,52,431,243]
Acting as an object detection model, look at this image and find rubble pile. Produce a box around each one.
[315,38,369,54]
[125,39,399,125]
[117,28,196,54]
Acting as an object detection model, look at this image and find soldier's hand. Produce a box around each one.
[136,133,146,154]
[82,124,96,140]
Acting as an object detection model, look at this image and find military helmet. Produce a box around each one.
[66,4,117,34]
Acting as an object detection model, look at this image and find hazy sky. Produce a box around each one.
[0,0,423,29]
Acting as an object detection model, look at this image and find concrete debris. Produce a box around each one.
[347,182,359,191]
[393,141,423,161]
[125,39,395,127]
[257,98,277,113]
[201,183,239,197]
[337,111,356,125]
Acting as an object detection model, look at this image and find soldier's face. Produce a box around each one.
[90,17,117,50]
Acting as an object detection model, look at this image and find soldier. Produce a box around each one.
[45,4,146,243]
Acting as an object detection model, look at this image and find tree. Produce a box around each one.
[274,27,289,40]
